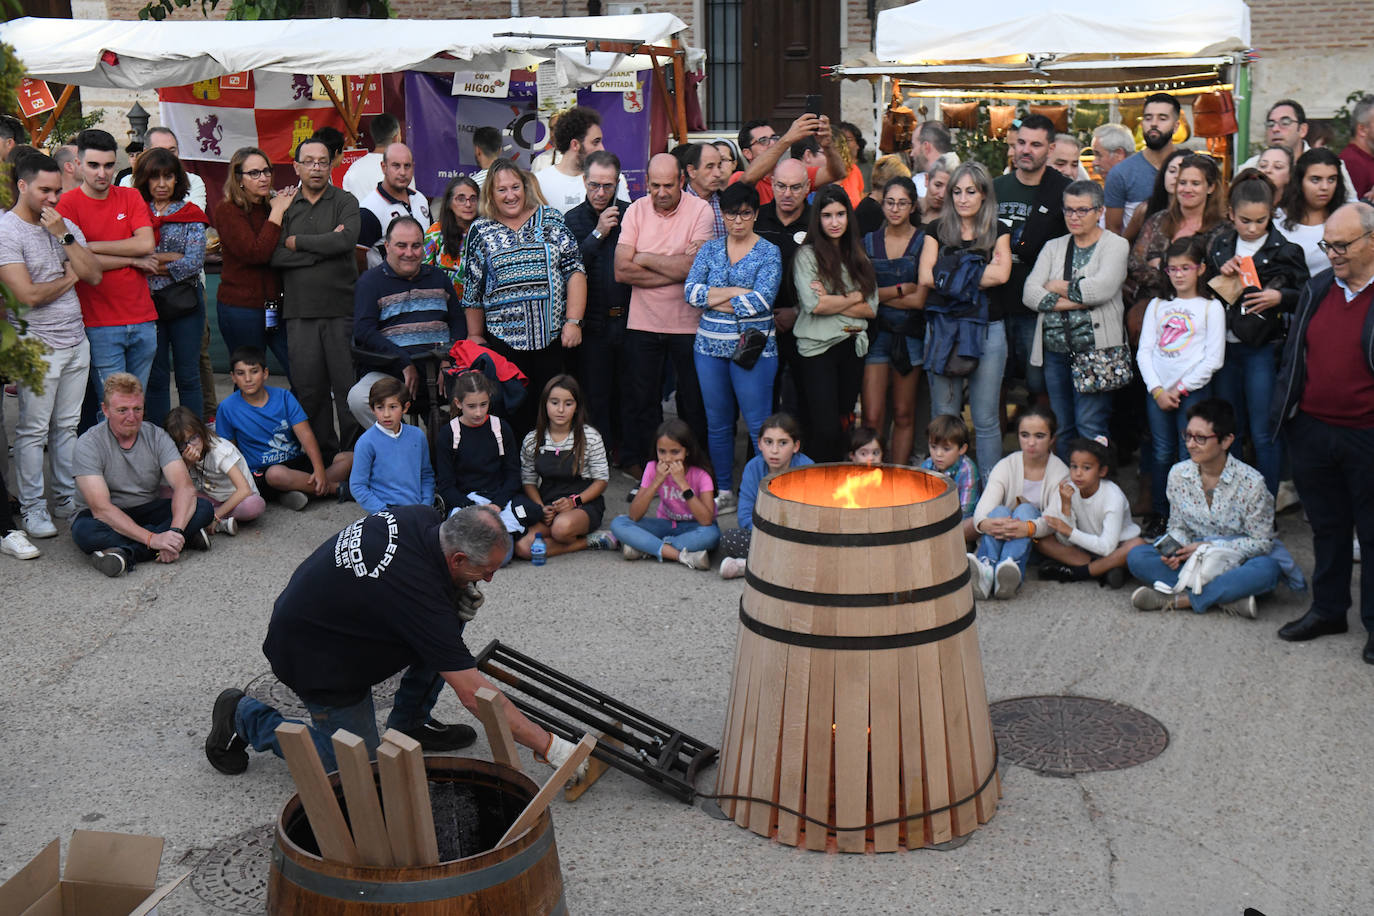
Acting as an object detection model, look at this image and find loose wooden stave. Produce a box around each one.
[717,465,999,852]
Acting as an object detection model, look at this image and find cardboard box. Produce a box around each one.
[0,830,189,916]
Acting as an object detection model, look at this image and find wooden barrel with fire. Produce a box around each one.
[716,464,999,852]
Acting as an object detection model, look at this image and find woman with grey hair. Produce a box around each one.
[1023,180,1131,455]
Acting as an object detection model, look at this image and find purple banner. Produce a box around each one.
[405,70,652,201]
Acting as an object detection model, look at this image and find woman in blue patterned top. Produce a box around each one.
[685,182,782,505]
[133,147,208,426]
[461,159,587,436]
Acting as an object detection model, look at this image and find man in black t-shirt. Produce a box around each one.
[205,505,581,775]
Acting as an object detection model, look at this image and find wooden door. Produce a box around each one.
[742,0,841,129]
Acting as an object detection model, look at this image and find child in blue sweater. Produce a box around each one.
[719,413,813,579]
[349,377,434,514]
[918,414,982,545]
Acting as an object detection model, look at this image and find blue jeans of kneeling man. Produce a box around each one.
[70,497,216,569]
[610,515,720,560]
[234,666,446,771]
[975,503,1039,574]
[1126,544,1281,614]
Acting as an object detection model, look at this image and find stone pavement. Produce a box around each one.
[1,391,1369,915]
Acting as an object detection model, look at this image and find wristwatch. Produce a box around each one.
[572,493,583,507]
[60,232,76,246]
[169,526,186,537]
[591,229,603,240]
[681,488,695,500]
[565,317,584,328]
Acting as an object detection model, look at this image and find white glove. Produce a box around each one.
[541,733,590,783]
[456,582,484,622]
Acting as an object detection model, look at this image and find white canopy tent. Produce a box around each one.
[0,14,690,89]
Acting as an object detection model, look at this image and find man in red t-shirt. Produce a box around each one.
[729,112,842,206]
[1273,203,1374,663]
[55,129,158,390]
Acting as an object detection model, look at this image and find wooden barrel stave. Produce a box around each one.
[720,465,999,852]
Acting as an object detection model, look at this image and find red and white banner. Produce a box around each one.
[18,78,58,118]
[159,72,375,164]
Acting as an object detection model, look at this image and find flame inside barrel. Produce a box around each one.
[831,467,885,509]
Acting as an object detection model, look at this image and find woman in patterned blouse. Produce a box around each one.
[424,175,479,297]
[461,159,587,436]
[133,147,208,426]
[684,181,782,507]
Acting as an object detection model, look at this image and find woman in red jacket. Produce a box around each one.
[213,146,293,376]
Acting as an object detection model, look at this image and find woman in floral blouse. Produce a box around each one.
[461,159,586,436]
[424,175,479,297]
[684,182,782,506]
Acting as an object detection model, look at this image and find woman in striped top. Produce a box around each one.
[684,181,782,507]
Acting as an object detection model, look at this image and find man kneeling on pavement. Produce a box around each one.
[72,372,215,577]
[205,504,585,776]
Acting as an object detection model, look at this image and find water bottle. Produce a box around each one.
[531,533,547,567]
[264,299,280,330]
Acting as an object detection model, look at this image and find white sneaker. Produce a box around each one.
[1,530,40,560]
[968,554,993,601]
[720,556,747,579]
[22,508,57,539]
[1131,586,1176,612]
[1274,480,1301,514]
[714,490,737,516]
[622,543,648,561]
[215,516,239,537]
[678,548,710,570]
[280,491,310,511]
[993,558,1022,599]
[1216,595,1259,619]
[51,498,78,520]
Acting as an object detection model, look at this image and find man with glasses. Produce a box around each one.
[55,129,158,391]
[1273,202,1374,663]
[683,142,728,239]
[754,159,813,412]
[565,150,633,456]
[730,113,843,206]
[271,138,362,457]
[1238,99,1356,200]
[1126,398,1280,618]
[994,113,1071,402]
[1105,93,1180,237]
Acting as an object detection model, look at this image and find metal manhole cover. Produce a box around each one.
[990,695,1169,776]
[189,823,274,914]
[244,671,402,719]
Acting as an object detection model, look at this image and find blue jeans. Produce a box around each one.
[86,321,157,392]
[1212,341,1279,496]
[1006,311,1044,394]
[694,350,776,493]
[1126,543,1281,614]
[930,320,1008,479]
[146,285,206,425]
[217,300,291,379]
[975,503,1039,573]
[1145,384,1212,517]
[70,497,216,569]
[1042,348,1114,460]
[234,666,446,771]
[610,514,721,560]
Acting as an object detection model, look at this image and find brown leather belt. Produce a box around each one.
[607,307,626,318]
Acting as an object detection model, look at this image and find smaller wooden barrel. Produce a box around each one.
[269,756,567,915]
[717,464,1000,853]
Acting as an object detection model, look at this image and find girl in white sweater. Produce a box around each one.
[1036,438,1144,588]
[1136,235,1225,535]
[969,404,1069,600]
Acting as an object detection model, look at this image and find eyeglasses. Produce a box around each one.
[585,181,616,192]
[1183,432,1218,444]
[882,198,913,209]
[722,210,756,221]
[774,181,808,194]
[749,134,781,148]
[238,167,273,179]
[179,434,202,454]
[1317,231,1373,256]
[1063,206,1101,218]
[1265,117,1300,129]
[453,194,479,204]
[1165,264,1200,274]
[297,159,330,170]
